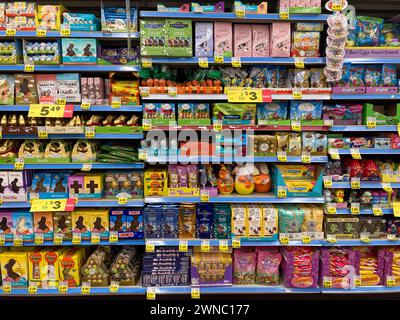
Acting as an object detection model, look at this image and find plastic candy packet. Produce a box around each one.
[348,65,365,87]
[379,23,400,47]
[356,16,384,47]
[293,69,311,88]
[365,65,381,87]
[380,64,397,87]
[310,68,327,88]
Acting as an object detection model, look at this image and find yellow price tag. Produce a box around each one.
[58,282,68,293]
[198,57,209,68]
[85,129,95,139]
[28,104,66,118]
[2,283,11,293]
[387,279,396,287]
[277,187,287,198]
[231,57,241,68]
[323,278,332,288]
[350,149,362,160]
[279,235,289,245]
[109,281,119,293]
[235,9,245,18]
[147,288,156,300]
[351,203,360,215]
[277,151,287,162]
[398,123,400,136]
[327,205,337,214]
[168,87,177,96]
[72,233,81,244]
[56,98,66,105]
[179,240,188,252]
[214,55,224,64]
[36,29,47,37]
[60,26,71,37]
[81,102,91,110]
[360,234,370,243]
[14,159,24,170]
[327,234,337,243]
[232,238,241,248]
[142,120,152,131]
[146,242,155,253]
[291,120,301,132]
[354,276,361,287]
[191,288,200,299]
[323,177,333,188]
[301,152,311,164]
[81,163,92,172]
[38,129,48,139]
[34,234,44,245]
[292,90,303,99]
[373,206,383,216]
[366,117,376,129]
[109,232,119,243]
[117,197,128,205]
[351,178,361,190]
[382,182,393,193]
[142,58,152,69]
[30,199,68,212]
[294,58,305,69]
[219,240,229,252]
[13,236,23,247]
[329,148,340,160]
[387,234,397,241]
[111,98,121,109]
[213,122,222,132]
[24,64,35,72]
[91,233,100,244]
[200,190,209,202]
[6,28,16,36]
[28,284,38,294]
[81,283,91,295]
[0,235,5,246]
[200,240,210,252]
[53,234,63,245]
[393,202,400,218]
[302,234,311,244]
[141,88,150,97]
[138,150,148,161]
[279,11,289,19]
[331,0,344,11]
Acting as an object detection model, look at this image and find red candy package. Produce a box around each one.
[362,159,379,181]
[344,159,363,177]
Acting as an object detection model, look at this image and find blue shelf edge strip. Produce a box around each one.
[330,182,400,188]
[0,65,140,72]
[0,31,140,39]
[1,200,144,208]
[147,156,328,163]
[150,57,326,64]
[0,105,143,112]
[144,196,325,204]
[0,163,144,170]
[2,134,144,140]
[333,149,400,155]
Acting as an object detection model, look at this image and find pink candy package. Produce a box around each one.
[234,24,252,57]
[214,22,233,57]
[354,247,385,287]
[233,248,257,284]
[281,246,319,288]
[252,24,270,57]
[256,247,281,285]
[271,22,291,57]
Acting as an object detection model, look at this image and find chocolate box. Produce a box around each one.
[214,22,232,57]
[195,22,213,57]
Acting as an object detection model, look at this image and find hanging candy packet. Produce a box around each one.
[380,64,397,87]
[356,16,384,47]
[364,65,381,87]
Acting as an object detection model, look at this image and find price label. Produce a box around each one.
[200,240,210,252]
[91,233,100,244]
[141,87,150,97]
[58,281,68,293]
[81,282,91,295]
[351,177,361,190]
[0,234,5,246]
[60,24,71,37]
[329,148,340,160]
[13,235,23,247]
[28,284,38,294]
[294,57,305,69]
[302,234,311,244]
[29,104,73,118]
[30,199,74,212]
[279,235,289,245]
[301,152,311,164]
[227,87,271,103]
[327,205,337,214]
[193,5,204,13]
[277,151,287,162]
[327,234,337,243]
[366,117,376,129]
[34,233,44,245]
[117,197,128,205]
[324,119,334,127]
[179,240,188,252]
[200,190,209,202]
[36,28,47,37]
[279,10,289,19]
[55,98,66,106]
[213,121,222,132]
[277,187,287,198]
[147,288,156,300]
[291,120,301,132]
[323,278,333,288]
[142,120,152,131]
[351,203,360,215]
[398,123,400,136]
[81,163,92,172]
[331,0,344,11]
[85,127,95,139]
[382,182,393,193]
[53,233,63,245]
[168,87,177,96]
[191,287,200,299]
[292,90,303,99]
[393,202,400,218]
[138,150,148,161]
[235,5,245,18]
[353,276,361,287]
[111,97,121,109]
[109,231,119,244]
[387,276,396,287]
[2,282,11,293]
[146,242,155,253]
[198,57,209,68]
[219,240,229,252]
[232,238,241,248]
[231,57,241,68]
[350,148,362,160]
[142,58,152,69]
[5,28,16,36]
[387,234,397,241]
[72,233,81,244]
[24,64,34,72]
[80,101,91,110]
[214,55,224,64]
[373,206,383,216]
[323,176,333,188]
[14,158,24,170]
[109,281,119,293]
[360,233,370,243]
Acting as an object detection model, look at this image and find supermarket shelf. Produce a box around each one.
[145,194,325,204]
[0,163,144,170]
[330,149,400,155]
[0,105,143,112]
[0,65,140,72]
[331,125,398,132]
[0,239,145,247]
[0,286,145,296]
[334,208,393,215]
[149,57,326,65]
[323,239,400,246]
[332,93,400,100]
[140,11,330,22]
[146,155,328,164]
[322,286,400,294]
[141,93,331,100]
[3,133,144,140]
[145,239,322,247]
[1,199,144,208]
[150,125,330,131]
[330,181,400,189]
[345,57,400,64]
[0,31,140,39]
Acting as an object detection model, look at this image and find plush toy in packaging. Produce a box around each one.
[271,22,291,57]
[166,19,192,57]
[234,24,252,57]
[195,22,213,57]
[252,24,269,57]
[140,19,167,56]
[61,38,97,65]
[0,74,14,105]
[214,22,233,57]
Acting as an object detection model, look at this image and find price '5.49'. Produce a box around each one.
[28,104,74,118]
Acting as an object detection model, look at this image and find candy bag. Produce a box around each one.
[356,16,384,47]
[348,65,365,87]
[379,23,400,47]
[310,68,327,88]
[256,248,281,285]
[380,64,397,87]
[364,65,381,87]
[233,249,256,285]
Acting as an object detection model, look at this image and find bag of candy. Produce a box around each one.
[348,65,365,87]
[233,248,256,285]
[356,16,384,47]
[364,65,381,87]
[311,68,327,88]
[380,64,397,87]
[379,23,400,47]
[256,248,281,285]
